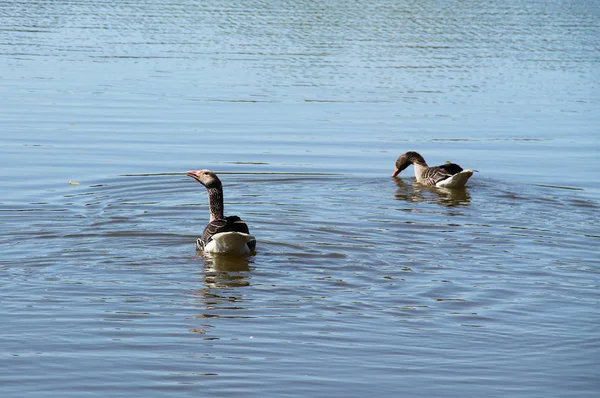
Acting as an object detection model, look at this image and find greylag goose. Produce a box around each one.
[392,151,474,188]
[186,169,256,254]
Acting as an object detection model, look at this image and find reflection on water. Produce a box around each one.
[189,254,253,338]
[393,177,471,207]
[204,253,252,273]
[202,253,252,289]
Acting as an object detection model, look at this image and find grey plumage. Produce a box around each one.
[197,216,255,252]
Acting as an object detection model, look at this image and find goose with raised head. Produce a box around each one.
[392,151,474,188]
[186,169,256,254]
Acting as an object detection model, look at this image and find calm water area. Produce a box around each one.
[1,0,599,397]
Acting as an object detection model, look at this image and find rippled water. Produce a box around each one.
[1,1,599,397]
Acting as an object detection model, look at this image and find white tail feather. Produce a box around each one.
[436,170,474,188]
[203,232,255,254]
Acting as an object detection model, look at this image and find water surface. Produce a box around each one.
[1,0,599,397]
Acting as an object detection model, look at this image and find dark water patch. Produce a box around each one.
[532,184,585,191]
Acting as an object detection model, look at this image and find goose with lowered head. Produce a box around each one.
[392,151,474,188]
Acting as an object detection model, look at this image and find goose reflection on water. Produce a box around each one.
[187,253,253,336]
[393,176,471,207]
[201,252,252,288]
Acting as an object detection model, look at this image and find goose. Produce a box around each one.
[186,169,256,254]
[392,151,474,188]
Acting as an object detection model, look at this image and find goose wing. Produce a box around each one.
[198,216,252,251]
[438,162,463,175]
[420,166,454,186]
[420,163,464,186]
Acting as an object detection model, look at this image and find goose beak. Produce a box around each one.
[186,170,200,179]
[392,168,400,177]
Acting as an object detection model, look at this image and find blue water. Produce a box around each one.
[1,0,599,397]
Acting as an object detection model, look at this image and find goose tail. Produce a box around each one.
[436,169,474,188]
[200,232,256,254]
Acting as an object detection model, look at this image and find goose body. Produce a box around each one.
[393,151,473,188]
[202,231,255,254]
[187,170,256,254]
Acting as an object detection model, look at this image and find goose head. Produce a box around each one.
[393,151,426,177]
[186,169,222,189]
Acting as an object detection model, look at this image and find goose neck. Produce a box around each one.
[207,186,224,221]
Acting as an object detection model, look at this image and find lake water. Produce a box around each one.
[1,0,599,396]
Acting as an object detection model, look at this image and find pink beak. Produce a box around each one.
[186,170,200,178]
